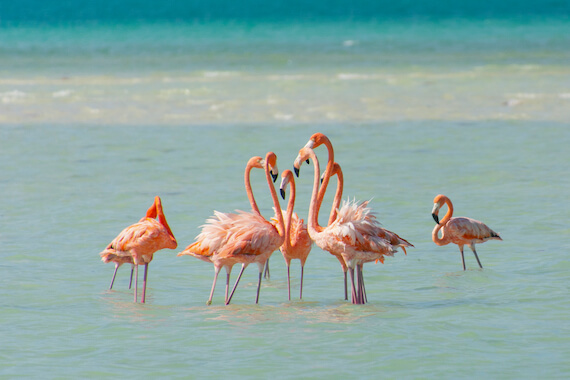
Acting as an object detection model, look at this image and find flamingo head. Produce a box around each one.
[431,194,446,224]
[265,152,279,183]
[247,156,264,170]
[293,146,313,177]
[309,132,330,149]
[279,169,294,200]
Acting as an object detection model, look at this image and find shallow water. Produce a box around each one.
[1,16,570,379]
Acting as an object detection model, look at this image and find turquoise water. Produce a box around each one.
[1,9,570,379]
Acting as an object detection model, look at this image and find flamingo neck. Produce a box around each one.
[316,138,335,219]
[432,197,454,246]
[245,160,261,215]
[283,175,295,252]
[307,149,324,235]
[327,167,343,226]
[266,161,285,245]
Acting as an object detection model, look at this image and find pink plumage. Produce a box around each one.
[432,194,502,270]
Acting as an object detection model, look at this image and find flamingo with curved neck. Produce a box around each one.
[179,154,284,305]
[278,170,312,300]
[295,146,401,304]
[432,194,502,270]
[225,151,285,305]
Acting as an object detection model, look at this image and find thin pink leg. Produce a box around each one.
[134,264,138,303]
[109,263,119,290]
[207,267,220,306]
[226,264,247,305]
[141,263,149,303]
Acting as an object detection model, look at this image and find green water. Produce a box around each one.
[1,18,569,378]
[1,123,568,377]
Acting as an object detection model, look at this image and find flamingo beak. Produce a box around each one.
[272,172,278,182]
[294,167,300,177]
[432,213,440,224]
[280,188,286,200]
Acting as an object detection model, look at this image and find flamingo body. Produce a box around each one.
[276,170,313,300]
[100,196,177,303]
[179,153,285,305]
[432,194,502,270]
[294,138,409,304]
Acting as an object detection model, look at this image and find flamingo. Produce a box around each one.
[179,152,285,305]
[324,161,413,302]
[294,143,410,304]
[178,155,276,305]
[100,196,178,303]
[295,133,349,300]
[276,169,313,300]
[431,194,502,270]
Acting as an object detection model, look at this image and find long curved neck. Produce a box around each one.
[316,138,335,218]
[245,160,261,215]
[327,167,343,226]
[283,175,295,252]
[266,162,285,245]
[432,197,454,246]
[307,149,325,235]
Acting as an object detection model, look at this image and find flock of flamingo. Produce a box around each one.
[100,133,502,305]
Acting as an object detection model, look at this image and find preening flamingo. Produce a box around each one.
[178,155,276,305]
[100,196,178,303]
[432,194,502,270]
[276,169,313,300]
[179,152,284,305]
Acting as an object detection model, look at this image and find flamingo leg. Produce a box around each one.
[470,244,483,269]
[348,267,357,304]
[344,270,348,301]
[141,263,149,303]
[225,270,231,304]
[287,265,291,301]
[356,264,366,304]
[264,258,270,280]
[226,264,247,305]
[134,264,138,303]
[459,245,466,271]
[359,264,367,304]
[128,264,134,289]
[300,265,304,300]
[207,267,220,306]
[255,269,263,304]
[109,263,119,290]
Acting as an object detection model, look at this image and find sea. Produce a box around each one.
[1,1,569,378]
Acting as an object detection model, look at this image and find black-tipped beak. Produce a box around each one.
[320,177,324,184]
[280,188,286,200]
[306,159,310,164]
[271,172,278,183]
[432,213,439,224]
[294,167,300,177]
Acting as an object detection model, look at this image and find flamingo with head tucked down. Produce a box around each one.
[276,169,313,300]
[179,152,284,305]
[100,196,178,303]
[432,194,502,270]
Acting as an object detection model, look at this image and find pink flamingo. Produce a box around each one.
[179,153,285,305]
[432,194,502,270]
[178,154,277,305]
[296,133,349,300]
[325,161,412,302]
[100,196,178,303]
[276,169,313,300]
[294,135,411,304]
